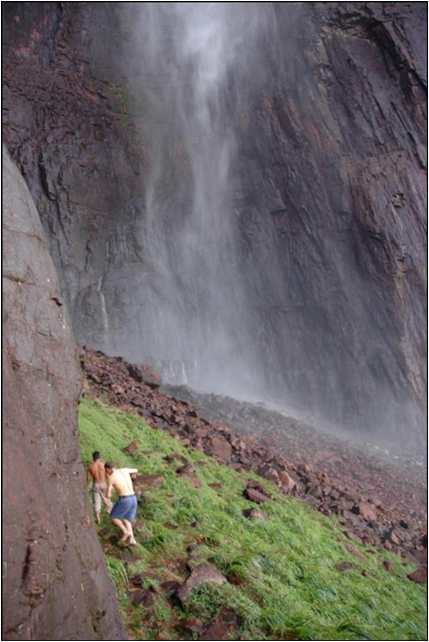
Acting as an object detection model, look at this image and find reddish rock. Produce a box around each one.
[357,502,377,522]
[297,463,312,476]
[176,464,201,488]
[407,566,427,583]
[244,487,270,503]
[242,508,266,520]
[206,435,232,463]
[127,363,161,388]
[278,470,296,493]
[258,465,280,484]
[123,440,140,455]
[344,543,366,561]
[385,529,402,546]
[181,618,204,634]
[201,608,240,640]
[306,483,323,499]
[176,564,227,604]
[131,588,156,607]
[129,573,144,587]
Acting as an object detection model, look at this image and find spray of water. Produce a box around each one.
[125,4,269,397]
[94,3,425,455]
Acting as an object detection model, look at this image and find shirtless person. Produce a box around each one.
[104,462,138,545]
[87,451,107,524]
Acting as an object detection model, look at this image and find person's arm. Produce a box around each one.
[106,478,113,501]
[87,467,93,489]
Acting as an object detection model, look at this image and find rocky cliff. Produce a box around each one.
[2,3,427,451]
[2,146,126,640]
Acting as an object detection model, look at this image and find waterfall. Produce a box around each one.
[127,4,269,395]
[97,275,110,347]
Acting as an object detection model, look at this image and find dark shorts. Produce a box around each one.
[110,494,137,521]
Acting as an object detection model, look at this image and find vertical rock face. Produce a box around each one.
[2,3,427,450]
[2,146,126,640]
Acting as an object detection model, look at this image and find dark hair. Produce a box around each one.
[104,461,114,470]
[92,451,100,461]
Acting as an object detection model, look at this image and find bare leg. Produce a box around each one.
[123,520,136,545]
[112,518,129,542]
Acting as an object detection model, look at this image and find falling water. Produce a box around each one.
[99,3,426,453]
[127,4,270,395]
[97,275,110,345]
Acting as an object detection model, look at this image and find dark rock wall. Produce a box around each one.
[230,3,427,444]
[2,146,126,640]
[2,2,427,449]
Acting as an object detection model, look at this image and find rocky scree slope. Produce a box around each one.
[3,147,126,640]
[2,2,427,448]
[81,348,427,576]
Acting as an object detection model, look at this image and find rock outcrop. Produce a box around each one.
[2,3,427,448]
[2,147,126,640]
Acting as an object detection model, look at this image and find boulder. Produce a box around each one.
[244,487,270,504]
[123,440,140,455]
[176,564,227,604]
[258,465,280,484]
[344,543,366,561]
[407,567,427,584]
[176,464,201,488]
[127,363,161,388]
[242,508,266,520]
[206,435,232,463]
[356,502,377,522]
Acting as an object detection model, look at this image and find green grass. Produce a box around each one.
[79,397,427,640]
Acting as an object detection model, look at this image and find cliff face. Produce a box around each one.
[2,146,126,640]
[2,2,427,450]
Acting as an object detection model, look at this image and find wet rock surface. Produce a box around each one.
[2,2,427,450]
[81,348,427,570]
[3,149,126,640]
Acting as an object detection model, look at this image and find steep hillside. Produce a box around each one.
[81,347,427,563]
[79,397,427,641]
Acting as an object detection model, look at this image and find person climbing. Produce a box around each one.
[104,462,138,545]
[87,451,108,524]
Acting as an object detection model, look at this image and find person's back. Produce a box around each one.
[109,468,135,497]
[88,451,107,523]
[88,459,106,484]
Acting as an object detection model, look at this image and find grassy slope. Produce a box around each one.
[79,397,426,641]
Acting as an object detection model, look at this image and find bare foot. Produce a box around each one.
[118,534,130,545]
[128,538,137,546]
